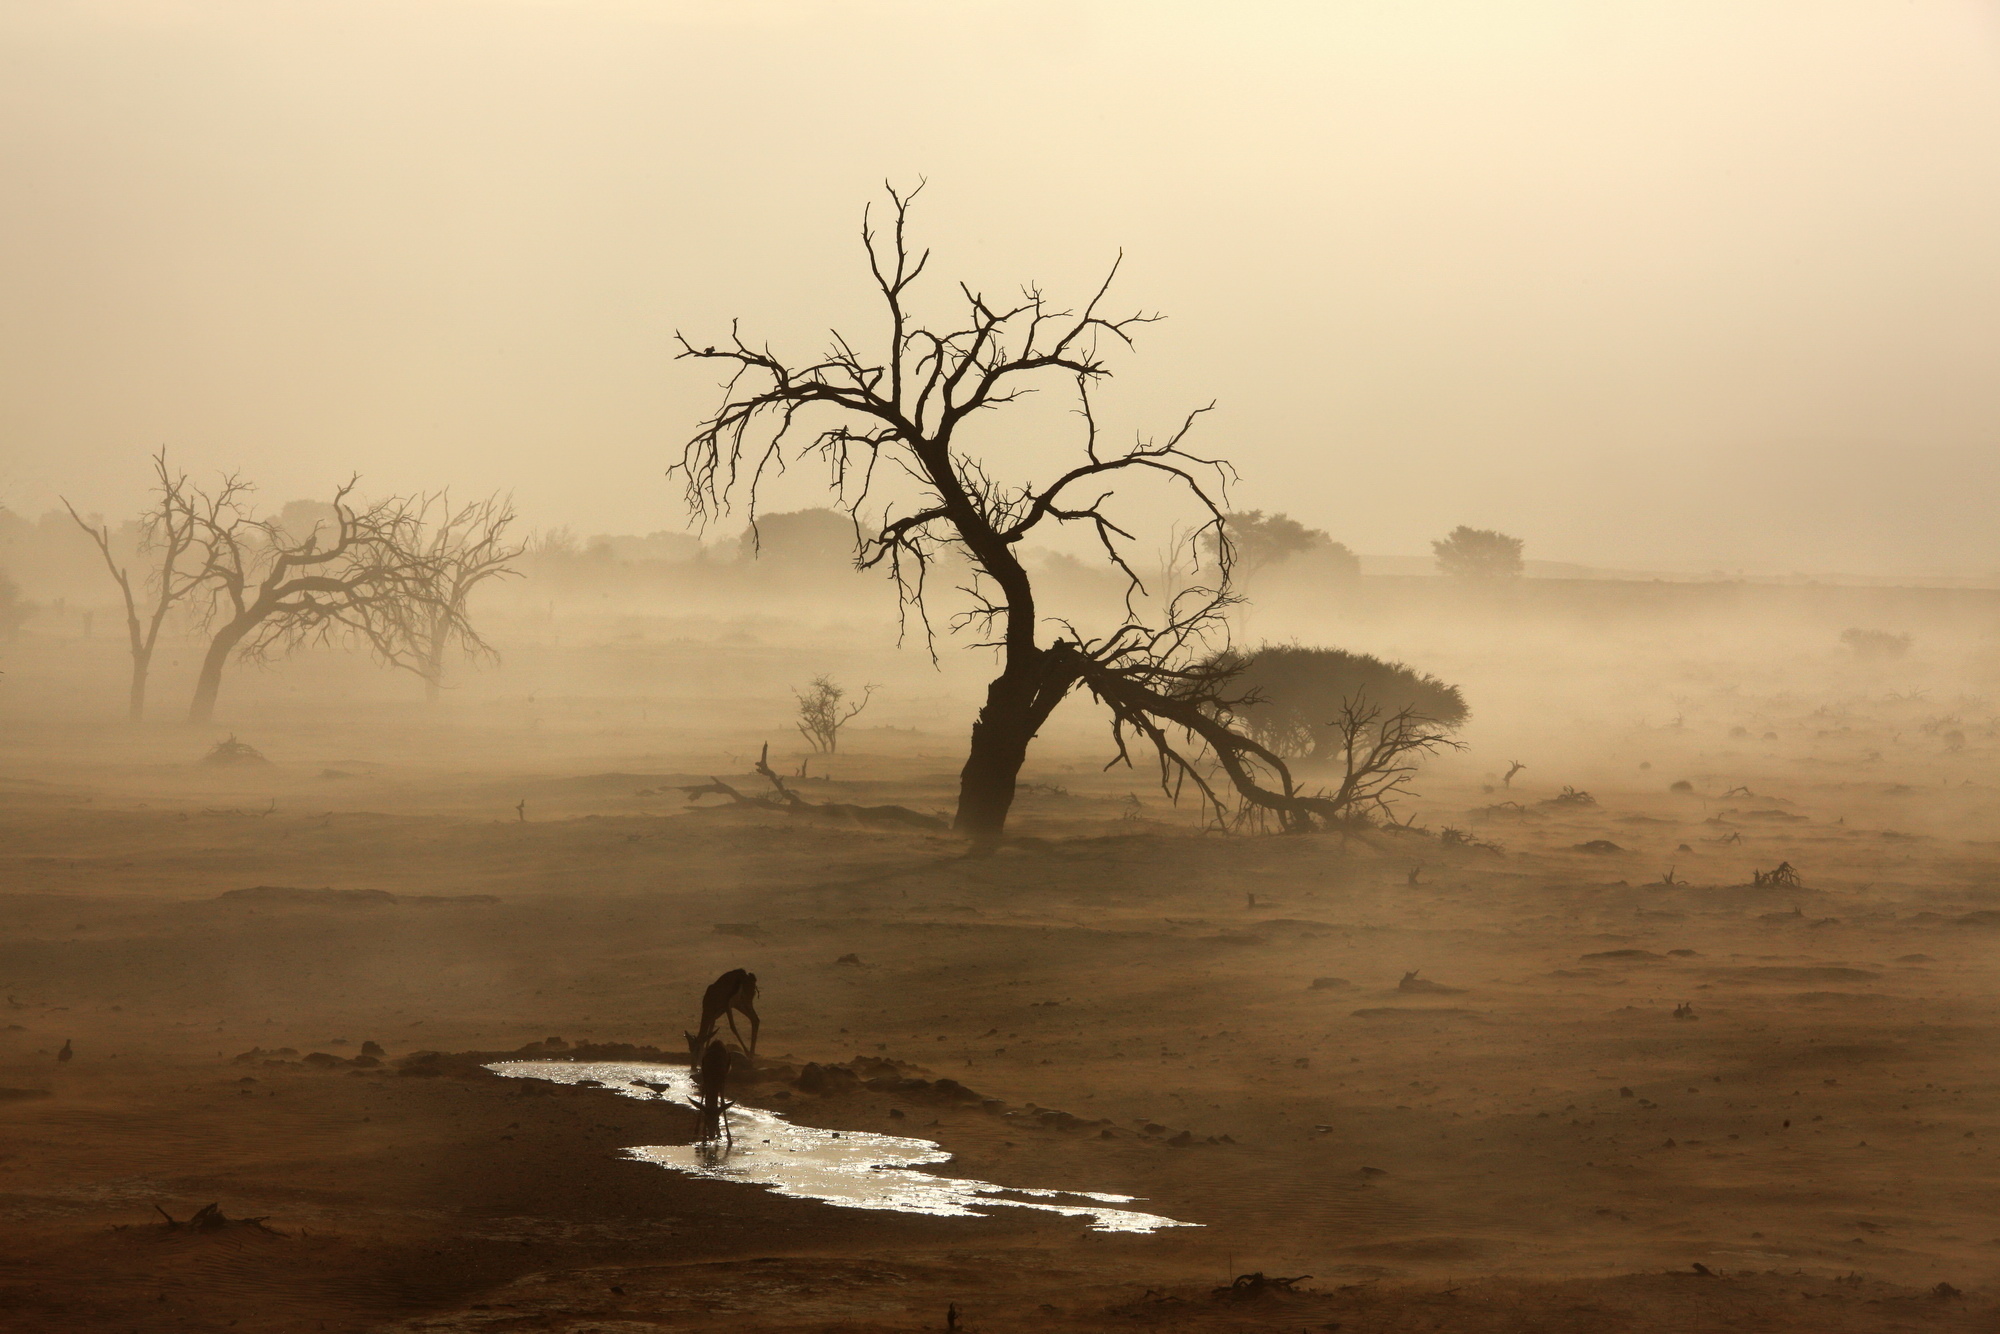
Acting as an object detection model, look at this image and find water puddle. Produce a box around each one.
[489,1060,1195,1234]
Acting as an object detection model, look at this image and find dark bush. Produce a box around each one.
[738,507,856,567]
[1432,526,1524,579]
[1840,627,1911,660]
[1204,644,1467,761]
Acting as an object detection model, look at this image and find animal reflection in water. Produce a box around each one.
[487,1059,1194,1233]
[685,968,759,1147]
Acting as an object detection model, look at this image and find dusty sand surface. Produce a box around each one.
[3,644,2000,1332]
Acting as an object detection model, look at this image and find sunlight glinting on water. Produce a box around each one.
[488,1060,1196,1234]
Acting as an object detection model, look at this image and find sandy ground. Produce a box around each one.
[3,638,2000,1331]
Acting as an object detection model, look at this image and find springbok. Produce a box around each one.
[686,968,759,1059]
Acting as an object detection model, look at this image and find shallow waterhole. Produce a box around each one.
[488,1060,1194,1234]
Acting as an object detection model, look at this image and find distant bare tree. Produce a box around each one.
[63,450,201,721]
[362,493,524,702]
[676,186,1372,842]
[1432,525,1524,580]
[183,476,431,723]
[794,674,875,753]
[526,525,580,559]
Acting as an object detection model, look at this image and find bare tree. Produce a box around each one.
[362,492,523,702]
[183,476,431,723]
[62,450,200,721]
[794,674,875,753]
[1316,697,1464,824]
[674,188,1405,843]
[673,187,1249,841]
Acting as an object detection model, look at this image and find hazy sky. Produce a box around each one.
[4,1,1999,575]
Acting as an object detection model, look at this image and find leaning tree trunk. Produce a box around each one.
[188,616,256,724]
[951,646,1079,844]
[953,675,1038,843]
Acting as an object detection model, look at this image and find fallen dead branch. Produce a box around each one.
[1440,826,1504,853]
[1214,1272,1311,1299]
[150,1203,283,1235]
[681,743,946,831]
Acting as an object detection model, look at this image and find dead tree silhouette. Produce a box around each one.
[672,185,1419,844]
[182,477,440,723]
[63,450,201,722]
[359,492,524,703]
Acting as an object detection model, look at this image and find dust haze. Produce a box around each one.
[4,4,2000,1332]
